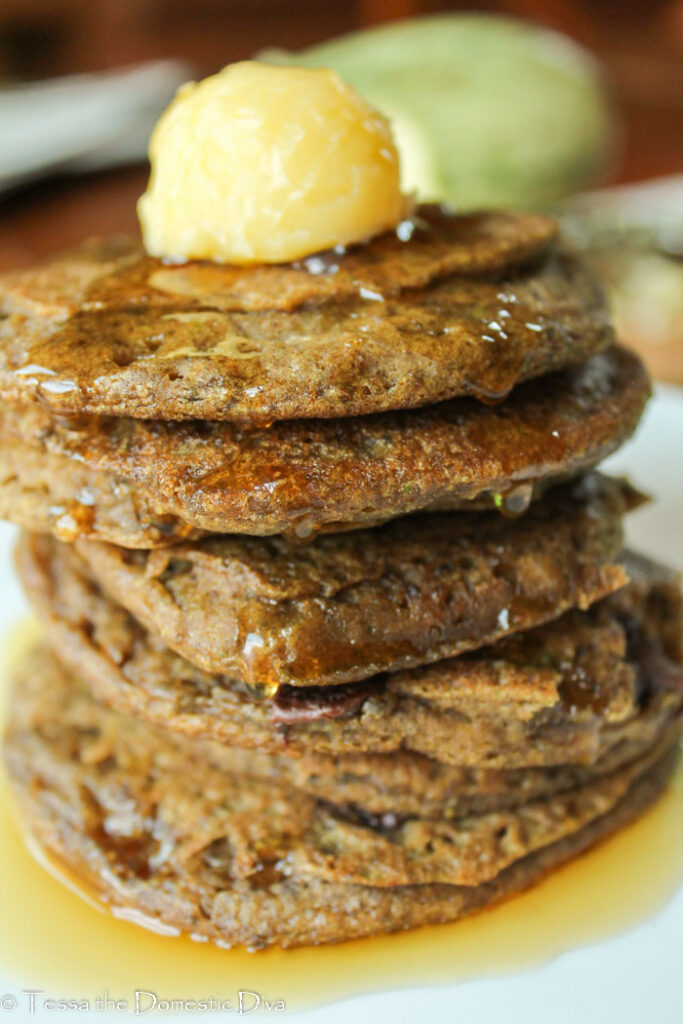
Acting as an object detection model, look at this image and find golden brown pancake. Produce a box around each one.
[18,473,632,688]
[0,346,649,545]
[0,209,613,423]
[3,646,679,947]
[17,529,683,769]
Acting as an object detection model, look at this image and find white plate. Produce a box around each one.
[0,385,681,1024]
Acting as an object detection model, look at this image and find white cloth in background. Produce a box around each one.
[0,60,192,194]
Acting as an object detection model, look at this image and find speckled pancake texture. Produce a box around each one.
[0,196,673,952]
[0,346,649,545]
[18,473,633,689]
[3,647,679,947]
[0,209,615,424]
[69,472,635,688]
[16,529,683,768]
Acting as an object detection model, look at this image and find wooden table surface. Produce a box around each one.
[1,165,682,385]
[0,166,147,270]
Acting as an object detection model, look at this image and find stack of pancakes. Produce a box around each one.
[1,207,681,949]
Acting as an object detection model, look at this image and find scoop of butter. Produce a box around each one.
[138,61,408,265]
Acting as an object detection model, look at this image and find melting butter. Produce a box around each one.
[138,62,407,265]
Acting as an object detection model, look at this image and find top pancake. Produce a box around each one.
[0,207,614,423]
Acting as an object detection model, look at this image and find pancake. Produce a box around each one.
[0,209,613,424]
[193,724,682,821]
[19,473,632,688]
[0,440,200,548]
[17,531,683,768]
[3,647,679,947]
[0,345,649,545]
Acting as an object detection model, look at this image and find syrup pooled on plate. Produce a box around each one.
[0,620,681,1013]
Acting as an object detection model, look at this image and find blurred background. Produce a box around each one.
[0,0,681,379]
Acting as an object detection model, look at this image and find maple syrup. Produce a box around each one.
[0,620,681,1013]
